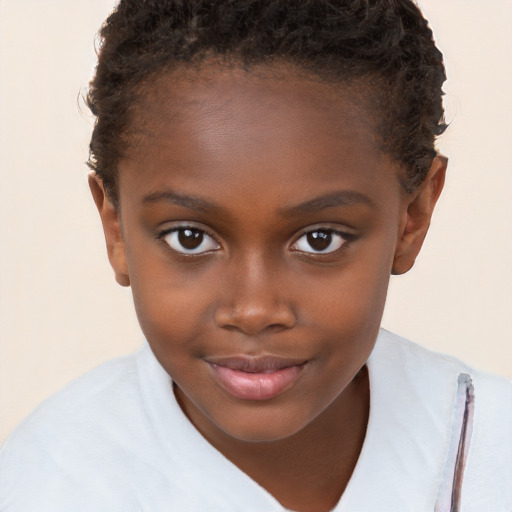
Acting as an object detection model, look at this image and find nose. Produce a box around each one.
[214,253,296,335]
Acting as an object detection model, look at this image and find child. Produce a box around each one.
[1,0,511,510]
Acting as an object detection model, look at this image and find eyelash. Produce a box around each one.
[159,225,221,255]
[290,228,354,256]
[158,225,355,257]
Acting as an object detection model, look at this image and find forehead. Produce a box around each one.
[130,64,377,149]
[118,63,401,208]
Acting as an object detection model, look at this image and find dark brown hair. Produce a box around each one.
[87,0,447,204]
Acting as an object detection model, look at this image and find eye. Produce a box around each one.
[163,227,220,255]
[291,229,346,254]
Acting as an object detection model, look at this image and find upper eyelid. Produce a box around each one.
[291,226,352,243]
[159,223,220,242]
[289,227,355,257]
[160,226,222,257]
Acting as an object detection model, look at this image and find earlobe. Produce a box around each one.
[392,155,447,275]
[88,172,130,287]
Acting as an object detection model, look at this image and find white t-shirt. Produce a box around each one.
[1,330,511,511]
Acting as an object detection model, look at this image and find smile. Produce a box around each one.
[206,356,308,401]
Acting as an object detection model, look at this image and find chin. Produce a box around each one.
[211,408,313,444]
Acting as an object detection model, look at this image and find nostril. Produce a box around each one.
[214,304,296,335]
[266,323,291,333]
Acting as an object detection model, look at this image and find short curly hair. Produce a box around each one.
[87,0,447,204]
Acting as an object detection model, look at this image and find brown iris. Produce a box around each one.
[178,228,204,250]
[307,231,332,251]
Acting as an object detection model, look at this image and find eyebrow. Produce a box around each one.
[279,190,374,216]
[142,190,225,213]
[142,188,374,216]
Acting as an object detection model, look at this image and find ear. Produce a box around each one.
[88,172,130,287]
[392,155,447,275]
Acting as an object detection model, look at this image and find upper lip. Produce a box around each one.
[205,355,308,373]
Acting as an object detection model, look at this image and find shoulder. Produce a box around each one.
[375,329,512,388]
[373,329,512,510]
[0,347,151,511]
[374,329,512,417]
[2,348,143,448]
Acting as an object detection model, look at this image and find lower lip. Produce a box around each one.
[209,363,305,401]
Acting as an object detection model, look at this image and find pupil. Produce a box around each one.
[178,229,203,250]
[307,231,331,251]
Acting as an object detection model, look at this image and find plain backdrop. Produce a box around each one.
[1,0,511,444]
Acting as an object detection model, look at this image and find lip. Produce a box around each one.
[206,356,308,401]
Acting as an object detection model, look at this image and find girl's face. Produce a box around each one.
[92,65,442,443]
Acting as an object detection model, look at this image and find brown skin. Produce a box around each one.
[90,65,446,512]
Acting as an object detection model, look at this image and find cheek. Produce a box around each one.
[296,247,393,380]
[303,254,392,331]
[128,255,219,356]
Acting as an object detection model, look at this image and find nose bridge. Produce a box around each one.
[214,249,295,334]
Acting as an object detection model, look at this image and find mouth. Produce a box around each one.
[205,356,308,401]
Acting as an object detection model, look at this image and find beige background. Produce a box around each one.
[1,0,511,444]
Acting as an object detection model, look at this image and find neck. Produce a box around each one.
[176,366,370,512]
